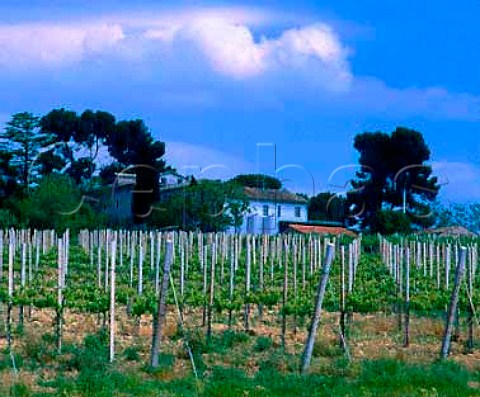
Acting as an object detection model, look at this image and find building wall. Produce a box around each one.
[107,186,133,224]
[234,200,308,235]
[159,173,187,188]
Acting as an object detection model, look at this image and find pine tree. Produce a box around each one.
[1,112,53,191]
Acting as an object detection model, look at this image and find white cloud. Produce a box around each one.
[0,7,478,121]
[0,22,124,68]
[432,161,480,202]
[145,19,352,86]
[165,142,254,180]
[0,9,352,90]
[347,78,480,121]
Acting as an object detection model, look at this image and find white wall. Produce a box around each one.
[159,173,184,187]
[234,200,308,235]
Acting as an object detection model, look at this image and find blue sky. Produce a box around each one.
[0,1,479,202]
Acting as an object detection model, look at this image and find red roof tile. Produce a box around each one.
[287,224,357,237]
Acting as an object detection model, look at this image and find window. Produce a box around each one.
[177,178,182,185]
[295,206,301,217]
[277,205,282,218]
[160,177,167,185]
[263,205,269,217]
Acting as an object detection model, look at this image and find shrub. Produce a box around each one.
[254,336,273,352]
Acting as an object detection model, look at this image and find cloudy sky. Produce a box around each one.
[1,0,479,202]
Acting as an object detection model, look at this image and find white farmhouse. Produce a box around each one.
[232,187,308,235]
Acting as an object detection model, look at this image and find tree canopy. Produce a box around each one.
[231,174,282,190]
[40,109,166,223]
[308,192,348,223]
[149,180,248,232]
[348,127,439,232]
[1,112,54,192]
[18,174,101,231]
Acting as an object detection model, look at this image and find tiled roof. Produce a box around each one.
[287,224,357,237]
[422,226,477,237]
[244,187,308,204]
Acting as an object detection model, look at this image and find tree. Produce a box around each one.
[1,112,53,191]
[348,127,439,231]
[149,180,248,232]
[0,150,19,201]
[370,210,412,235]
[40,108,117,185]
[308,192,347,223]
[107,119,166,223]
[231,174,282,190]
[433,201,480,232]
[18,174,101,231]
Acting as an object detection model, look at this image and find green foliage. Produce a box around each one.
[1,111,53,192]
[8,383,31,397]
[370,210,412,235]
[150,179,248,232]
[231,173,282,190]
[254,336,273,352]
[123,346,141,362]
[312,340,343,358]
[0,209,18,228]
[349,127,439,231]
[308,192,348,223]
[17,174,102,231]
[347,254,396,313]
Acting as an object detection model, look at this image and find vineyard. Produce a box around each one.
[0,229,479,396]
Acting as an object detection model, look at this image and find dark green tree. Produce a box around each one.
[231,174,282,190]
[308,192,347,223]
[1,112,53,191]
[40,108,117,185]
[150,180,248,232]
[348,127,439,232]
[18,174,101,231]
[107,119,166,223]
[370,210,412,235]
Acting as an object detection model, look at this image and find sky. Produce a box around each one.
[0,0,479,203]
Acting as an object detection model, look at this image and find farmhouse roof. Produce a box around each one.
[243,187,308,205]
[287,224,357,237]
[422,226,477,237]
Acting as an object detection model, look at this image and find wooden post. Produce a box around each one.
[440,247,467,360]
[228,236,235,328]
[404,247,410,347]
[56,238,64,353]
[150,238,174,368]
[207,244,216,339]
[202,246,208,327]
[340,246,347,350]
[466,245,475,353]
[281,238,288,348]
[138,236,144,296]
[301,243,335,374]
[6,242,14,350]
[109,236,117,363]
[244,236,251,332]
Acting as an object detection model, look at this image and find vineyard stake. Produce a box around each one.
[301,243,335,374]
[440,247,467,360]
[150,238,174,368]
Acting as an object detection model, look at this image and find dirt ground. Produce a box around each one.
[0,304,479,391]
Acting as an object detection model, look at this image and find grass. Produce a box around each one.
[1,331,479,397]
[1,308,479,397]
